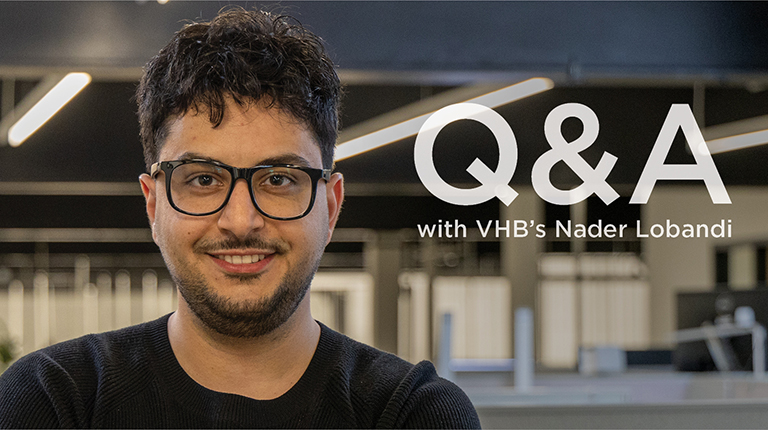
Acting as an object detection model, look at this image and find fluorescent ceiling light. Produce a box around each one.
[707,129,768,154]
[7,72,91,147]
[703,113,768,154]
[334,77,554,161]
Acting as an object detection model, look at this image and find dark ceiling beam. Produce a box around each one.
[1,2,767,84]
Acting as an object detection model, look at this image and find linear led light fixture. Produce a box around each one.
[334,77,554,161]
[6,72,91,147]
[707,129,768,154]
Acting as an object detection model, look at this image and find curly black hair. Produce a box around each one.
[136,7,340,170]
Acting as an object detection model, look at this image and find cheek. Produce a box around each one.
[152,212,175,253]
[280,214,328,255]
[305,214,330,252]
[310,190,331,230]
[153,206,207,250]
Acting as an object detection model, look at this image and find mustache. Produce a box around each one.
[194,236,289,254]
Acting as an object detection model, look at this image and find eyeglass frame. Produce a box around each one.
[150,159,332,220]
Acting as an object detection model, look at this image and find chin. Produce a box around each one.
[172,256,318,338]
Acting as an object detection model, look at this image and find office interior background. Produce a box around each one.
[1,1,768,428]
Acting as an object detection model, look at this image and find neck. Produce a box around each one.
[167,297,320,400]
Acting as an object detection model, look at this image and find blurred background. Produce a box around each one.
[1,1,768,427]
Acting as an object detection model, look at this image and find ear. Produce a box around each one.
[325,172,344,245]
[139,173,158,242]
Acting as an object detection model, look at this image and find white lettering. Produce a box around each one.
[630,104,731,204]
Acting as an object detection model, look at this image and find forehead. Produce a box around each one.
[159,101,321,167]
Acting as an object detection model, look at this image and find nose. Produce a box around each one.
[217,179,265,237]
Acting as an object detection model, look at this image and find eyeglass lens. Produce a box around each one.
[168,161,314,218]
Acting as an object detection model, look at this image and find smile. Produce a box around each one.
[213,254,268,264]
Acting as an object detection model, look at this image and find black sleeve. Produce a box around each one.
[377,361,481,429]
[0,353,86,429]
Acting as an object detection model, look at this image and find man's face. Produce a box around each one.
[140,99,343,338]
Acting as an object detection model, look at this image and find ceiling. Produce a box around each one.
[1,1,768,192]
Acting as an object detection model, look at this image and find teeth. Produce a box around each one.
[219,254,265,264]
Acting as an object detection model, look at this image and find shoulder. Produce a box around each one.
[376,360,480,429]
[319,326,480,429]
[0,316,168,428]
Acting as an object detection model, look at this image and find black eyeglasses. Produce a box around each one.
[150,159,332,220]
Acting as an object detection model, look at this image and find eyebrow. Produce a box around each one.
[257,154,313,168]
[177,152,215,162]
[175,152,314,168]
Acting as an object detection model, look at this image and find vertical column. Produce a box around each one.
[82,283,99,334]
[421,237,437,361]
[142,270,158,322]
[114,270,132,328]
[74,255,90,293]
[570,200,587,254]
[33,271,49,350]
[74,254,91,336]
[1,79,15,118]
[48,275,56,344]
[570,199,586,351]
[34,244,51,347]
[8,280,24,356]
[365,230,401,354]
[500,188,543,356]
[97,272,113,332]
[436,313,454,381]
[515,307,534,392]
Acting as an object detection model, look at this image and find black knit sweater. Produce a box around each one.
[0,315,480,428]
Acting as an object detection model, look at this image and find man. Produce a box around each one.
[0,8,480,428]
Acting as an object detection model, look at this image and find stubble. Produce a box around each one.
[164,235,322,338]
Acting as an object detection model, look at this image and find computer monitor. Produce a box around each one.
[674,289,768,371]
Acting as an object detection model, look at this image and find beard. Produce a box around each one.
[163,234,323,338]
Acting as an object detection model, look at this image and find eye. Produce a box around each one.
[190,174,221,187]
[267,174,293,187]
